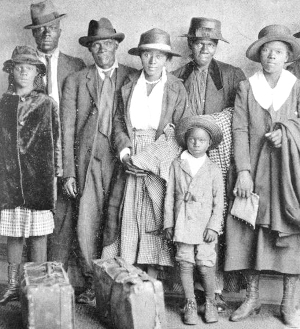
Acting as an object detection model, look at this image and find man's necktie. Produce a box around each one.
[97,69,115,138]
[45,55,52,95]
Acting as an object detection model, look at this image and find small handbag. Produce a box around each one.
[230,193,259,229]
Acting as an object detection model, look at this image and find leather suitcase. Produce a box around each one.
[20,261,75,329]
[93,257,166,329]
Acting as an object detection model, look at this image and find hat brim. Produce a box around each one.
[180,34,229,44]
[3,59,46,76]
[79,33,125,47]
[175,115,223,150]
[24,14,66,30]
[293,32,300,38]
[128,45,181,57]
[246,35,300,63]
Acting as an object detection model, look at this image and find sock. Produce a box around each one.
[179,261,195,299]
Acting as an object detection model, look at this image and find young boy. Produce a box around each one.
[164,115,224,325]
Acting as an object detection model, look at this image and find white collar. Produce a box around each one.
[181,150,207,176]
[140,66,168,86]
[36,47,59,59]
[96,60,119,78]
[249,69,296,112]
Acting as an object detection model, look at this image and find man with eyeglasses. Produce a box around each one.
[172,17,246,314]
[60,17,136,304]
[24,0,86,298]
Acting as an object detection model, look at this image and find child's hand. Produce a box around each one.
[164,227,174,241]
[203,228,218,243]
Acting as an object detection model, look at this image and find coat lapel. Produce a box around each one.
[179,159,193,178]
[86,65,98,109]
[205,59,224,114]
[155,73,178,139]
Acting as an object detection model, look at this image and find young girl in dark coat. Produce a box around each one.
[0,45,61,305]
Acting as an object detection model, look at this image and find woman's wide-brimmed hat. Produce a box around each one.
[128,28,181,57]
[3,45,46,76]
[181,17,229,43]
[175,115,223,150]
[79,18,125,47]
[24,0,66,30]
[246,24,300,63]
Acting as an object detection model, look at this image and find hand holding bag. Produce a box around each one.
[230,193,259,229]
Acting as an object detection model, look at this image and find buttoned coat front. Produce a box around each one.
[172,59,246,114]
[164,157,224,244]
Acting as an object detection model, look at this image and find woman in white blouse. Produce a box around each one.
[104,28,190,277]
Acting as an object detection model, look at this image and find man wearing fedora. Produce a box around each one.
[61,17,136,304]
[24,0,86,295]
[172,17,246,312]
[287,31,300,77]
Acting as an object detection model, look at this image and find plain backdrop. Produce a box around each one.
[0,0,300,94]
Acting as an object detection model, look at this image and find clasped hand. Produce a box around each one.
[122,154,146,175]
[265,128,282,148]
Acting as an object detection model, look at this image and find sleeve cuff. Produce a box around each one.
[120,148,131,162]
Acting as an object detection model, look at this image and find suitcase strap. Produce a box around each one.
[23,262,69,285]
[115,258,162,329]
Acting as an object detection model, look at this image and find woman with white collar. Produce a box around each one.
[225,25,300,327]
[106,28,189,276]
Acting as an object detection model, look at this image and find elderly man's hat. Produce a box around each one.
[24,0,66,29]
[181,17,229,43]
[79,18,125,47]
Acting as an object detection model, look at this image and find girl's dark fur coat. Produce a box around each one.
[0,91,60,211]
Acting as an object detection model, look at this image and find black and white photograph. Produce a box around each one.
[1,0,300,328]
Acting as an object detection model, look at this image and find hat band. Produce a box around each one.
[139,43,172,52]
[32,12,59,26]
[194,28,220,39]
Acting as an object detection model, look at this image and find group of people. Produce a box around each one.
[1,0,300,327]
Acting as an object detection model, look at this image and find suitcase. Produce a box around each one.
[20,261,75,329]
[93,257,166,329]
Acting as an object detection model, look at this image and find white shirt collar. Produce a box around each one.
[96,59,119,79]
[181,150,207,176]
[249,69,297,112]
[36,47,59,59]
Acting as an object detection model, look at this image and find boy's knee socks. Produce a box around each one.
[179,261,195,299]
[196,265,215,300]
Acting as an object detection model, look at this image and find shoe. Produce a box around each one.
[204,298,218,323]
[183,298,198,325]
[0,263,20,305]
[229,271,261,322]
[215,293,228,313]
[76,288,96,306]
[198,293,228,314]
[280,274,300,328]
